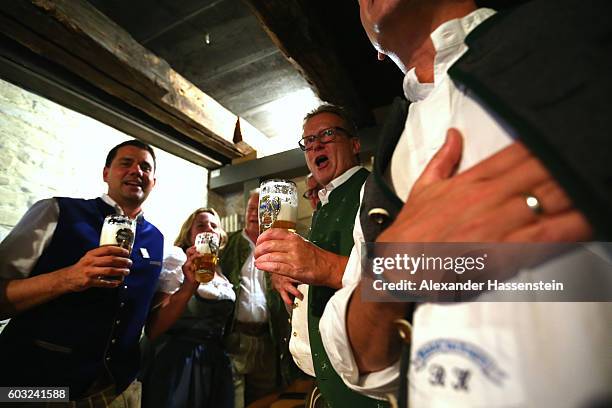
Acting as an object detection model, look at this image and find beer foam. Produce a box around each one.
[196,241,212,254]
[195,233,219,254]
[100,223,123,246]
[277,201,297,222]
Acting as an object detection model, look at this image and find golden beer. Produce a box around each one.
[194,253,218,283]
[194,232,220,285]
[271,219,296,232]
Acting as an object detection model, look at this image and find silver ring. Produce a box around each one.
[524,194,543,215]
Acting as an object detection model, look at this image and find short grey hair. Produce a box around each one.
[303,103,358,138]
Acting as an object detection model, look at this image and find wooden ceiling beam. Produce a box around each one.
[243,0,374,124]
[0,0,258,160]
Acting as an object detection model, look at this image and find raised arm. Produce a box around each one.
[0,246,131,319]
[254,228,348,290]
[0,198,132,319]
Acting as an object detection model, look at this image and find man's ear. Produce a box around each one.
[103,166,109,182]
[352,137,361,155]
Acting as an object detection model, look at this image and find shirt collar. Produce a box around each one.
[100,193,144,220]
[241,229,255,247]
[403,8,496,102]
[318,166,363,206]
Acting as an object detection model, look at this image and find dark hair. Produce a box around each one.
[105,140,156,170]
[303,104,358,139]
[476,0,527,10]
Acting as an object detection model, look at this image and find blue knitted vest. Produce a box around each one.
[0,197,163,399]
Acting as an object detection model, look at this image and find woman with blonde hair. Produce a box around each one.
[141,207,235,408]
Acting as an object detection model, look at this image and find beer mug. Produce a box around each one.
[259,179,298,233]
[100,214,136,253]
[99,214,136,282]
[194,232,220,284]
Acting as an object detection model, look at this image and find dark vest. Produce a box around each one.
[450,0,612,240]
[307,168,388,407]
[0,197,163,399]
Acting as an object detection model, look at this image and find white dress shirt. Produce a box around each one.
[157,245,235,301]
[234,230,269,323]
[318,166,363,206]
[0,194,140,279]
[288,283,315,376]
[290,165,365,376]
[320,8,612,408]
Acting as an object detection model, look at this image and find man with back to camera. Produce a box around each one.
[316,0,612,407]
[0,140,164,406]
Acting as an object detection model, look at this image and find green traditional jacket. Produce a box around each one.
[307,168,388,407]
[219,230,299,386]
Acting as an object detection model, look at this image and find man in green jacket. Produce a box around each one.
[255,104,387,407]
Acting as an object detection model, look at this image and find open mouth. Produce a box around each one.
[124,180,143,189]
[314,155,329,168]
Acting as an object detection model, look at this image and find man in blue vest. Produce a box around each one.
[319,1,612,407]
[0,140,164,406]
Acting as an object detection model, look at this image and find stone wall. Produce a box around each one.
[0,78,208,245]
[206,190,227,217]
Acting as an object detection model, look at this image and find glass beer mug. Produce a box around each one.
[100,214,137,253]
[194,232,220,284]
[259,179,298,233]
[99,214,137,282]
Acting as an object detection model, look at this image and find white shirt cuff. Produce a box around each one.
[320,279,400,400]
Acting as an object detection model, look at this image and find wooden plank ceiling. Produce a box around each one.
[84,0,403,146]
[0,0,405,164]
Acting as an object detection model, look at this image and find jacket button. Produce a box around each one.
[395,318,412,343]
[368,208,390,225]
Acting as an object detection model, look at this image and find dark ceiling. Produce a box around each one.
[85,0,404,147]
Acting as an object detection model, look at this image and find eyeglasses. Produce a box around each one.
[302,188,319,200]
[298,127,351,151]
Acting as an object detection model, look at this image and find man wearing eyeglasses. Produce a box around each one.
[256,104,387,407]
